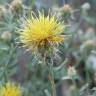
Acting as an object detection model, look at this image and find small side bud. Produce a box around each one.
[10,0,23,17]
[67,66,77,77]
[81,2,91,11]
[62,4,72,13]
[1,31,12,41]
[0,5,6,20]
[60,4,72,21]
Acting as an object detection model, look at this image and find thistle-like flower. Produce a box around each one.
[19,11,64,56]
[0,82,22,96]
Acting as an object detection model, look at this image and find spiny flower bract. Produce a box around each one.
[19,11,64,56]
[0,82,22,96]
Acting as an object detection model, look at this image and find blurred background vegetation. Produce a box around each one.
[0,0,96,96]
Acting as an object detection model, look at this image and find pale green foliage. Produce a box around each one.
[0,0,96,96]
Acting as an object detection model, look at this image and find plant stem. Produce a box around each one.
[48,59,56,96]
[72,78,79,96]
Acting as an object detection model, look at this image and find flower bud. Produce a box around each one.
[1,31,12,41]
[10,0,22,16]
[0,5,6,20]
[81,2,91,11]
[62,4,72,13]
[60,4,72,21]
[84,40,96,47]
[68,66,76,77]
[80,39,96,55]
[70,85,76,91]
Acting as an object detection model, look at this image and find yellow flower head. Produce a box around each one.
[19,11,64,56]
[0,82,22,96]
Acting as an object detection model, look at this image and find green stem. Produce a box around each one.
[4,44,16,82]
[72,78,79,96]
[48,59,56,96]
